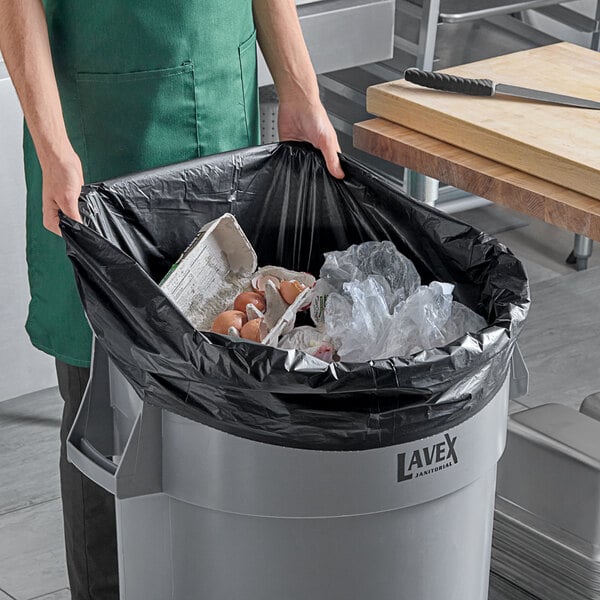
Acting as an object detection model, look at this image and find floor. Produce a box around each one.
[0,205,599,599]
[0,388,68,600]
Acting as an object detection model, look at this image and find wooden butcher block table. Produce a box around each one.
[354,43,600,263]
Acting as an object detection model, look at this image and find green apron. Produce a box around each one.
[24,0,260,367]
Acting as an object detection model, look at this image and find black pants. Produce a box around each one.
[56,360,119,600]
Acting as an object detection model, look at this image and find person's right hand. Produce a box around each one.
[40,149,84,236]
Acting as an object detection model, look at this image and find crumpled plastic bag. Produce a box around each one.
[279,326,335,362]
[320,243,488,362]
[381,282,487,358]
[377,282,455,359]
[310,241,421,335]
[442,302,489,347]
[320,241,420,308]
[325,277,393,362]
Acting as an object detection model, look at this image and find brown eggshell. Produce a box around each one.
[234,291,266,313]
[279,280,307,305]
[211,310,247,335]
[240,318,267,343]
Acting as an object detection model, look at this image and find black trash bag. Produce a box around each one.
[60,142,529,451]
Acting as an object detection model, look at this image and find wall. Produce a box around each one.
[0,62,57,402]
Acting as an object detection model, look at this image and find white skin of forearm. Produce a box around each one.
[253,0,344,178]
[0,0,83,235]
[253,0,319,104]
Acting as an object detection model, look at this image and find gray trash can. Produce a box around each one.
[61,143,530,600]
[68,342,514,600]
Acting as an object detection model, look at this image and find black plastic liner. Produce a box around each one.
[60,142,530,450]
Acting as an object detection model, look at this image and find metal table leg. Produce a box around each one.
[406,0,441,203]
[405,169,439,205]
[566,234,594,271]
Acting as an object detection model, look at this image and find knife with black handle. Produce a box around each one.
[403,68,600,109]
[405,68,495,97]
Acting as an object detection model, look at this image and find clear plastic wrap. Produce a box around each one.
[325,277,392,362]
[320,241,420,306]
[442,302,489,347]
[319,243,486,361]
[377,282,455,359]
[278,327,335,362]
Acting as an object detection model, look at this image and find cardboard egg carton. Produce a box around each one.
[160,213,315,346]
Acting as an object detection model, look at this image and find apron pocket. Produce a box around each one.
[76,62,199,183]
[238,30,260,146]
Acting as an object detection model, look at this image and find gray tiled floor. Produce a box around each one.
[1,204,599,599]
[0,388,62,516]
[0,500,67,600]
[29,590,71,600]
[516,268,600,410]
[0,390,66,600]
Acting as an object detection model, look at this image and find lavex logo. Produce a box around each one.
[397,434,458,482]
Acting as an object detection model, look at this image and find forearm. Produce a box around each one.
[0,0,72,166]
[252,0,319,104]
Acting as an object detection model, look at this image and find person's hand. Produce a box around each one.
[278,98,345,179]
[40,149,84,236]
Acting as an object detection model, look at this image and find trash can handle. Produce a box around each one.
[79,438,118,475]
[67,343,119,494]
[67,340,163,499]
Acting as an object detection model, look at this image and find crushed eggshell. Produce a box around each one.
[252,274,280,293]
[240,318,268,342]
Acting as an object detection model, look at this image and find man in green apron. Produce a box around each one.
[0,0,343,597]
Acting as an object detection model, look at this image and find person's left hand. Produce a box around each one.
[278,98,345,179]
